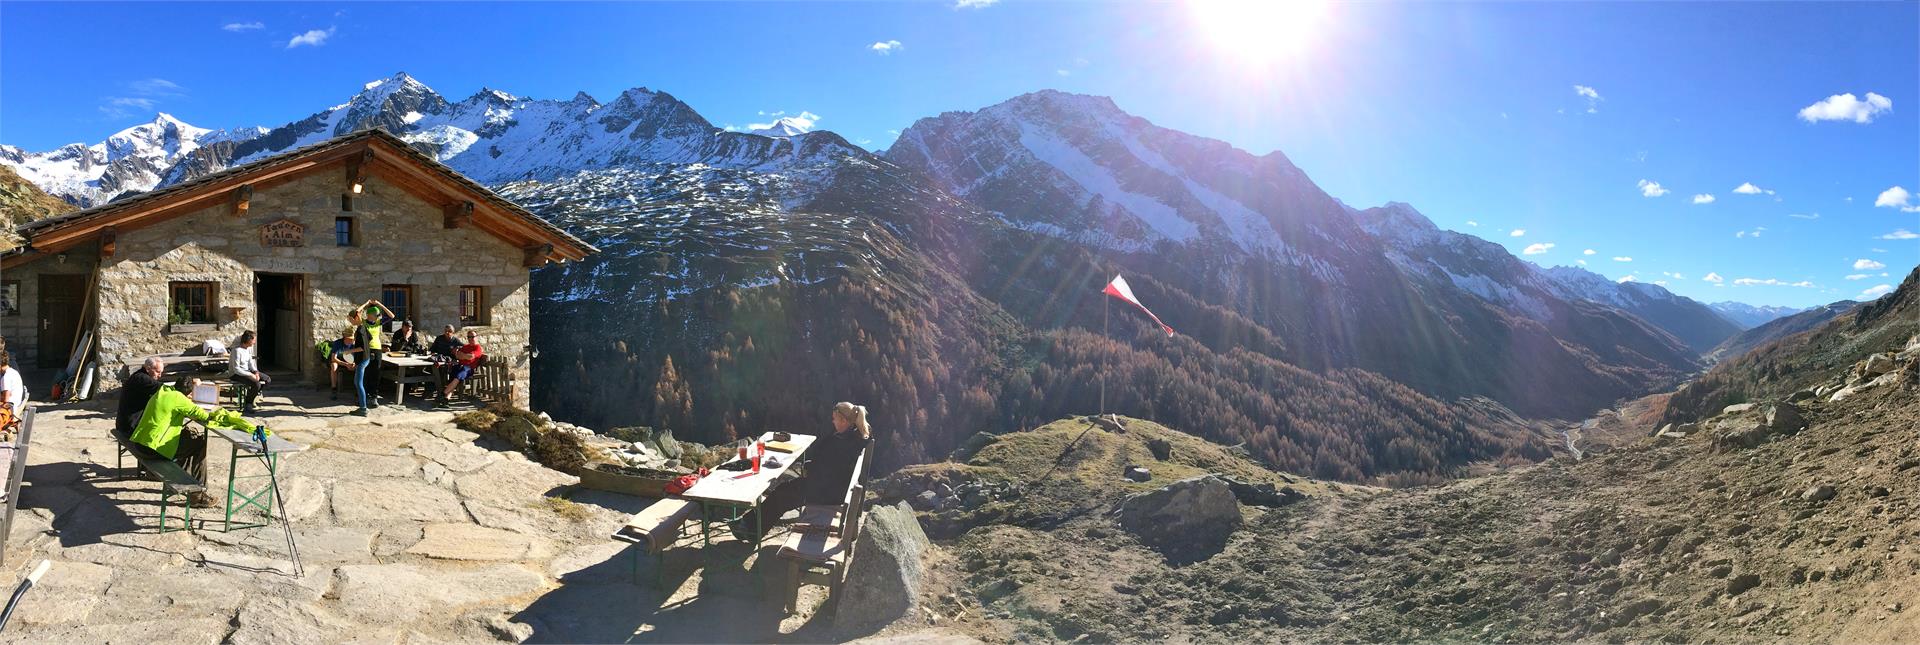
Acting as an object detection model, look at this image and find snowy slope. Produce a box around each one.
[2,73,868,208]
[1707,301,1805,329]
[0,113,266,207]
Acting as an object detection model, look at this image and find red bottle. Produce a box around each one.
[754,439,765,473]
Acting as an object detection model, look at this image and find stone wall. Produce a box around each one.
[71,171,533,407]
[0,245,100,373]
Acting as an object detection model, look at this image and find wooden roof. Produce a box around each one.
[4,129,596,270]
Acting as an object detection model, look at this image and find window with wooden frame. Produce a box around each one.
[335,216,356,246]
[168,282,217,325]
[457,286,488,326]
[381,284,415,325]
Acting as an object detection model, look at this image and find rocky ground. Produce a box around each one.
[0,387,874,644]
[879,339,1920,643]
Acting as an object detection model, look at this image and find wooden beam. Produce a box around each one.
[522,243,554,268]
[442,200,474,229]
[99,227,118,257]
[346,149,374,194]
[364,141,590,260]
[229,184,254,217]
[27,145,364,255]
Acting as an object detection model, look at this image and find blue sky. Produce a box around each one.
[2,1,1915,307]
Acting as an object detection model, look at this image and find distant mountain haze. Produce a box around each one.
[5,74,1825,482]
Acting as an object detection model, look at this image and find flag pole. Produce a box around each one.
[1100,290,1108,420]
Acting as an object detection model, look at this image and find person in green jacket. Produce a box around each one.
[128,376,260,505]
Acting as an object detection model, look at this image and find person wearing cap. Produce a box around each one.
[350,299,394,415]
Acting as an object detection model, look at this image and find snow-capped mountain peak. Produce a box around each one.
[749,117,812,137]
[4,74,870,207]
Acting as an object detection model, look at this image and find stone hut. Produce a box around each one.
[0,130,596,406]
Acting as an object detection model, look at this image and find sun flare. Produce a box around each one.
[1187,0,1330,67]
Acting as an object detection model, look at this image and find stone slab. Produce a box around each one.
[331,479,469,525]
[405,522,538,561]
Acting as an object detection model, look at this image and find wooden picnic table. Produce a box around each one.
[379,353,442,406]
[680,431,818,547]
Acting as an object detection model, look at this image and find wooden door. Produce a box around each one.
[37,275,87,368]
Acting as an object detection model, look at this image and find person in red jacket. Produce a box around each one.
[435,330,485,409]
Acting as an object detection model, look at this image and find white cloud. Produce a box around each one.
[1692,194,1715,204]
[1845,274,1872,280]
[1577,260,1588,265]
[129,78,185,96]
[1733,278,1817,288]
[1872,248,1889,253]
[870,40,903,55]
[286,27,335,48]
[222,21,264,32]
[1859,284,1895,299]
[1798,92,1893,124]
[858,138,873,145]
[1853,258,1887,270]
[747,110,820,131]
[1465,220,1479,227]
[1735,226,1766,238]
[1582,249,1596,255]
[1732,182,1774,195]
[1056,69,1071,77]
[1522,242,1555,255]
[1573,85,1602,113]
[1878,229,1919,240]
[1617,275,1637,283]
[1613,256,1633,262]
[1637,179,1670,197]
[1654,280,1669,286]
[98,97,157,119]
[1787,212,1820,219]
[1703,272,1724,283]
[1509,229,1526,237]
[955,0,1000,7]
[1874,186,1920,212]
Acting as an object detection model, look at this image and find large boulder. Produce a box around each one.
[1864,353,1897,377]
[837,502,932,632]
[651,428,683,460]
[1765,403,1807,436]
[1220,476,1307,508]
[1115,475,1242,563]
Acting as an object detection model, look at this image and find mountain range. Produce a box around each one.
[3,72,1816,481]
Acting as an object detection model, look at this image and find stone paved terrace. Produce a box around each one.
[0,385,878,643]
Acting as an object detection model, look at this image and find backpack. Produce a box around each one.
[315,339,334,361]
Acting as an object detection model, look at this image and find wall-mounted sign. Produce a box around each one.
[261,218,306,248]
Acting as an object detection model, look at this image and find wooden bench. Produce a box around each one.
[118,440,204,533]
[778,448,869,614]
[611,498,701,589]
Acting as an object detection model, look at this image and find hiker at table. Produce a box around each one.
[429,325,461,360]
[226,330,271,413]
[390,321,425,355]
[115,357,166,442]
[435,330,485,409]
[326,330,359,401]
[351,299,395,416]
[129,375,261,506]
[731,402,873,540]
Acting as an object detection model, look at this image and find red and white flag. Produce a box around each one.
[1102,275,1174,336]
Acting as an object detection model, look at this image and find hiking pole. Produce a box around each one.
[0,560,51,633]
[254,425,303,577]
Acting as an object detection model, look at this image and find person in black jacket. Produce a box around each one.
[115,357,166,443]
[731,402,872,541]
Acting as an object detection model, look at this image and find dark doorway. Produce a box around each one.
[37,274,87,368]
[254,273,305,371]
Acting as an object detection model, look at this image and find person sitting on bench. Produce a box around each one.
[116,357,166,442]
[128,375,260,506]
[434,330,485,409]
[731,402,873,540]
[225,330,270,413]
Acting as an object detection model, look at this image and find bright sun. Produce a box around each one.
[1187,0,1331,68]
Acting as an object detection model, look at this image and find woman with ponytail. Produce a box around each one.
[731,401,874,541]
